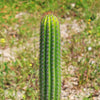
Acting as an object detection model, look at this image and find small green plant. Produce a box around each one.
[39,15,61,100]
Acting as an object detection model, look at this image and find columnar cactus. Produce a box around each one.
[40,15,61,100]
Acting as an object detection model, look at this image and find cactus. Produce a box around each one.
[40,15,61,100]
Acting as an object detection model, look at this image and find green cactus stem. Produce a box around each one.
[40,15,61,100]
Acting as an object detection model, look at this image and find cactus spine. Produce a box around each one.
[40,15,61,100]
